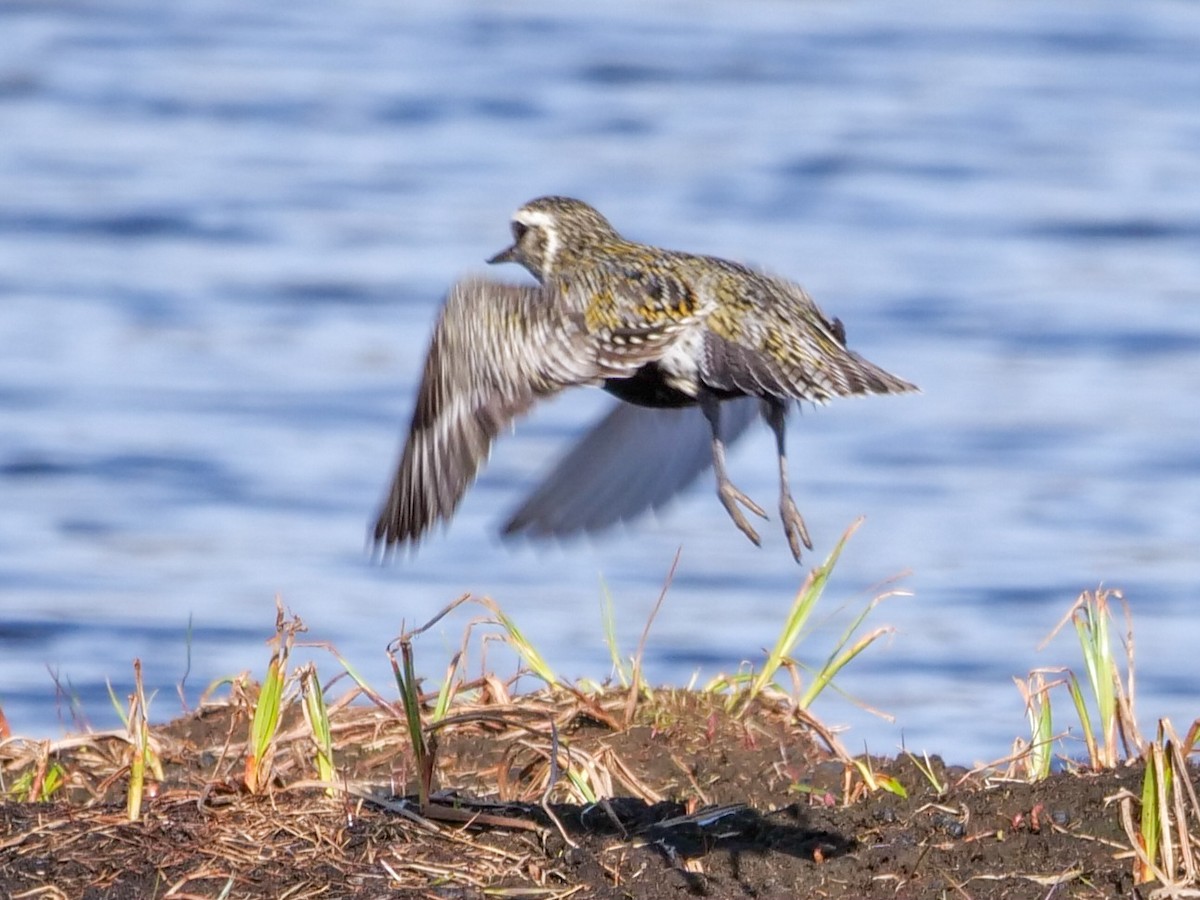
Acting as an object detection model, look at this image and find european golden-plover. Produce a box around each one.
[373,196,917,560]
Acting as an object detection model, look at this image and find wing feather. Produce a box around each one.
[372,278,620,550]
[502,396,760,538]
[701,275,918,403]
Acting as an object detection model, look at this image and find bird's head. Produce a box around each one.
[488,196,619,282]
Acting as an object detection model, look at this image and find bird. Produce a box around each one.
[372,196,917,561]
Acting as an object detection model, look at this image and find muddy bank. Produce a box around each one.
[0,691,1168,899]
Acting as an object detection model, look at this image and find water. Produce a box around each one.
[2,0,1198,765]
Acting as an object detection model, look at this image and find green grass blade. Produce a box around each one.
[748,518,861,702]
[431,651,462,723]
[300,666,335,792]
[1140,742,1162,874]
[1065,672,1100,768]
[246,653,285,793]
[599,575,630,689]
[1072,591,1118,765]
[798,626,893,709]
[477,598,558,686]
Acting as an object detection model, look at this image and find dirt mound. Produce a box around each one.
[1,692,1165,898]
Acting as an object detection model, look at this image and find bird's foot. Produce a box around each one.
[717,481,768,547]
[780,493,813,563]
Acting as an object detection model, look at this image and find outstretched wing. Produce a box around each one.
[702,271,919,402]
[502,396,760,538]
[372,278,616,550]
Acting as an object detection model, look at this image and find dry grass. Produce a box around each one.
[1,674,833,898]
[4,580,1199,898]
[0,579,861,897]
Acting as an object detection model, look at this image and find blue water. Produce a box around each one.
[2,0,1199,765]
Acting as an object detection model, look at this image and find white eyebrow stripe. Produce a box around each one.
[514,208,555,230]
[514,208,559,276]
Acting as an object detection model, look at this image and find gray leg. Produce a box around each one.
[701,394,767,546]
[763,399,812,562]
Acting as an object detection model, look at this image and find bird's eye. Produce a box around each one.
[511,222,528,241]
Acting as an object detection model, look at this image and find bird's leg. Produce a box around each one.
[763,399,812,562]
[701,393,768,546]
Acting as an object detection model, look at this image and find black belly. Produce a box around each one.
[603,363,740,409]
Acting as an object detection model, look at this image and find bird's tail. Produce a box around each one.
[838,350,919,398]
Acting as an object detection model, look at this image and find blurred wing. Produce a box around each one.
[372,278,615,551]
[502,396,760,538]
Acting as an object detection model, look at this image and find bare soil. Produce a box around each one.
[0,689,1167,899]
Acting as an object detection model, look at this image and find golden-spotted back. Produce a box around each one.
[488,196,916,408]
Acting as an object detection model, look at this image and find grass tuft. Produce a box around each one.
[1011,670,1058,781]
[7,750,65,803]
[1119,718,1200,889]
[390,619,437,811]
[243,598,305,793]
[1025,587,1145,773]
[124,659,161,820]
[299,663,335,794]
[700,519,902,733]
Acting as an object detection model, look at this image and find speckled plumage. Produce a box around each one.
[373,196,917,559]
